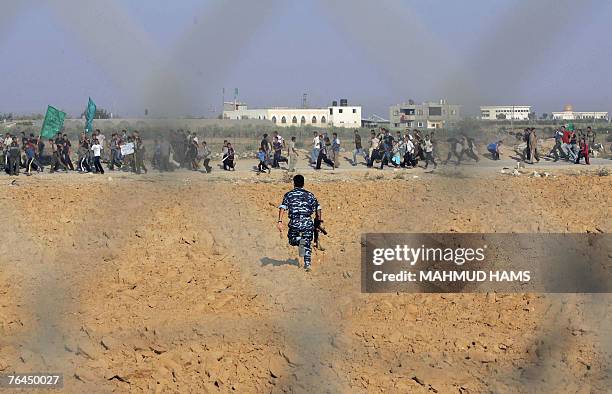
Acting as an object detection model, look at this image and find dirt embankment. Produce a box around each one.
[0,172,610,392]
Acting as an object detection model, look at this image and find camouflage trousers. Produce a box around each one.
[287,220,314,267]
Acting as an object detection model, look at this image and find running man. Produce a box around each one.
[352,129,368,166]
[277,175,322,272]
[423,134,437,169]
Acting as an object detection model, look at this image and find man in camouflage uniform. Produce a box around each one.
[49,137,67,173]
[277,175,322,272]
[109,132,121,171]
[134,132,148,174]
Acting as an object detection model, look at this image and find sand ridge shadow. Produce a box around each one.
[260,257,300,267]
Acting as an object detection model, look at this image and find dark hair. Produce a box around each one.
[293,174,304,188]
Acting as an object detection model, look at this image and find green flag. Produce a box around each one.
[40,106,66,139]
[85,97,96,133]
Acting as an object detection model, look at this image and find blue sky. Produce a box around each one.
[1,0,610,117]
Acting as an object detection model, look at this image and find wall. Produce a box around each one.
[268,108,329,127]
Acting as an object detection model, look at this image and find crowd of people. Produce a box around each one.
[544,125,597,165]
[506,126,600,165]
[0,128,227,176]
[258,131,298,173]
[307,128,485,170]
[1,125,605,176]
[0,129,150,176]
[154,129,216,172]
[1,129,153,176]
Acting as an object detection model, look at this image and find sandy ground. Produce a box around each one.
[0,156,611,393]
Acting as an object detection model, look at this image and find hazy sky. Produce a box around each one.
[1,0,611,117]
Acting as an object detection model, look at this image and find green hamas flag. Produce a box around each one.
[84,97,96,133]
[40,106,66,139]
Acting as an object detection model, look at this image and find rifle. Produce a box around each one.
[314,218,328,250]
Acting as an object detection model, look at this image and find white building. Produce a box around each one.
[480,105,531,121]
[222,100,361,128]
[551,104,609,121]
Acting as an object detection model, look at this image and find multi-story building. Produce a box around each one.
[480,105,531,121]
[361,114,390,129]
[222,99,361,128]
[551,105,609,121]
[389,99,461,129]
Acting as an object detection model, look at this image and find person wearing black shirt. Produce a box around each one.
[352,130,368,166]
[36,137,45,160]
[7,140,21,175]
[223,142,235,170]
[260,133,271,165]
[61,134,74,170]
[380,129,395,169]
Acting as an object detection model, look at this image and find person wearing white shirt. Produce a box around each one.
[311,131,320,165]
[274,131,284,148]
[95,130,106,160]
[403,135,416,168]
[423,135,437,169]
[2,134,11,167]
[91,138,105,174]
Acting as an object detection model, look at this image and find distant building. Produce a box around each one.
[480,105,531,121]
[389,99,461,129]
[222,99,361,128]
[551,104,609,121]
[361,114,390,129]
